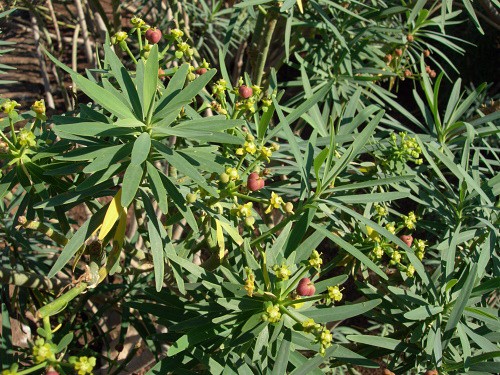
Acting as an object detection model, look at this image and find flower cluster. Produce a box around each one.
[273,263,292,280]
[244,268,255,297]
[262,303,281,323]
[301,318,333,355]
[69,356,97,375]
[32,337,56,364]
[309,250,323,270]
[327,285,343,302]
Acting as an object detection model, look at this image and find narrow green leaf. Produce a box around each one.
[272,331,292,375]
[131,132,151,164]
[147,220,164,292]
[121,163,143,207]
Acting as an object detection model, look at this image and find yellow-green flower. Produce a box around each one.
[372,244,384,259]
[170,28,184,39]
[302,318,320,333]
[31,99,46,119]
[265,192,284,214]
[244,141,257,155]
[114,31,128,42]
[402,211,417,230]
[18,129,36,148]
[273,263,292,280]
[319,327,333,356]
[406,264,415,277]
[244,268,255,297]
[32,337,56,364]
[327,286,343,302]
[374,204,388,218]
[74,356,96,375]
[260,146,273,162]
[391,250,401,263]
[225,167,239,181]
[385,222,396,235]
[130,16,145,27]
[263,304,281,323]
[414,239,427,253]
[2,99,20,114]
[309,249,323,270]
[237,202,253,218]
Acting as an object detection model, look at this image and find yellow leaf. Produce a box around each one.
[215,219,225,260]
[98,189,123,241]
[297,0,304,13]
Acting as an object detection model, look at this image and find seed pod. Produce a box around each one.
[385,54,393,63]
[395,48,403,57]
[400,234,413,247]
[425,65,431,73]
[404,69,412,78]
[145,28,162,44]
[46,368,59,375]
[158,68,165,80]
[423,49,431,57]
[407,34,414,43]
[239,85,253,99]
[196,67,207,75]
[429,70,437,78]
[247,172,264,192]
[296,277,315,296]
[425,370,438,375]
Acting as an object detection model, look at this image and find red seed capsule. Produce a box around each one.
[247,172,264,192]
[423,49,431,57]
[407,34,414,43]
[395,48,403,57]
[429,70,437,78]
[145,28,162,44]
[196,67,207,75]
[400,234,413,247]
[238,85,253,99]
[296,277,315,296]
[404,69,412,78]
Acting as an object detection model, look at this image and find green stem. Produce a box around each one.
[232,192,267,204]
[18,216,68,246]
[258,247,271,291]
[0,129,15,149]
[124,44,138,64]
[279,305,302,325]
[43,316,53,341]
[137,27,143,56]
[253,12,278,87]
[16,362,48,375]
[9,117,17,144]
[282,294,325,307]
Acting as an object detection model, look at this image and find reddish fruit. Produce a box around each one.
[296,277,315,296]
[382,370,395,375]
[247,172,264,192]
[424,49,431,57]
[404,69,412,78]
[425,65,431,73]
[145,28,162,44]
[395,48,403,57]
[407,34,414,43]
[46,368,59,375]
[196,67,207,75]
[385,54,393,63]
[429,70,437,78]
[400,234,413,247]
[158,68,165,80]
[238,85,253,99]
[425,370,438,375]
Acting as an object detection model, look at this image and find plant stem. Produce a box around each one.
[9,118,17,144]
[232,192,267,204]
[279,305,302,324]
[282,294,325,307]
[253,12,278,87]
[16,362,47,375]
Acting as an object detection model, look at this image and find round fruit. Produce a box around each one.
[296,277,315,296]
[238,85,253,99]
[400,234,413,247]
[429,70,437,78]
[46,367,59,375]
[247,172,264,192]
[158,68,165,80]
[404,69,412,78]
[196,67,207,75]
[395,48,403,57]
[145,28,162,44]
[424,49,431,57]
[425,370,438,375]
[407,34,414,43]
